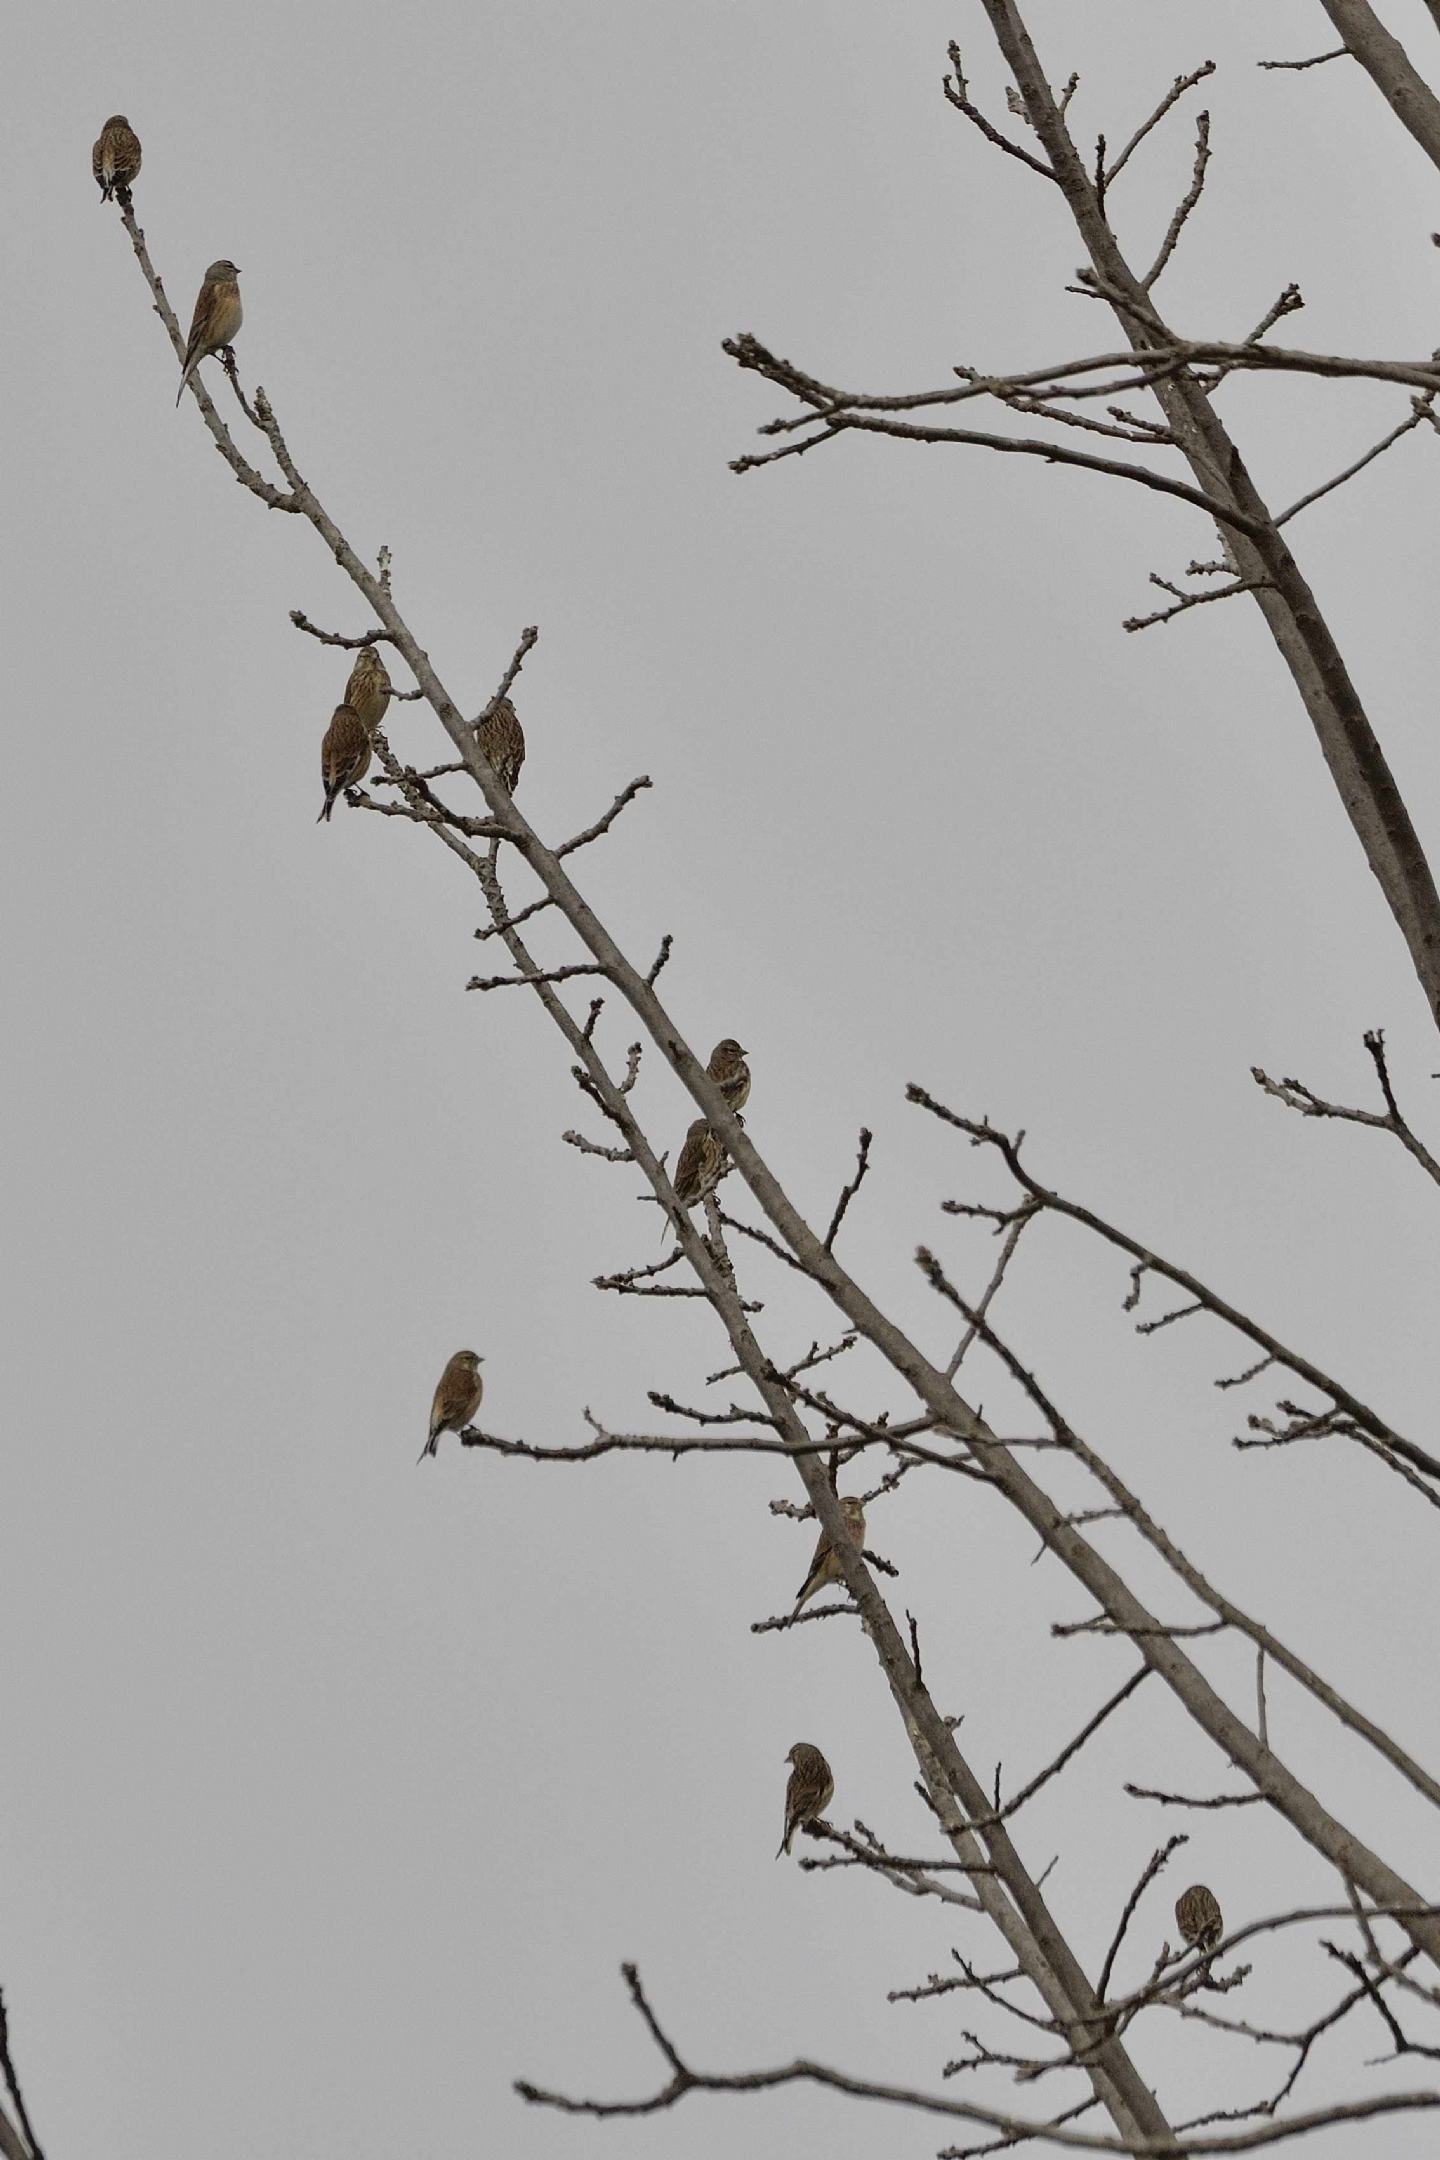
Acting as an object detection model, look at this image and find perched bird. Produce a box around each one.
[1174,1883,1224,1954]
[317,702,371,822]
[706,1037,751,1113]
[793,1495,866,1612]
[421,1349,484,1463]
[776,1742,835,1859]
[92,115,142,201]
[345,645,392,739]
[477,695,525,794]
[175,258,243,405]
[663,1118,725,1243]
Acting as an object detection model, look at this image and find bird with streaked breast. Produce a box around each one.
[776,1742,835,1858]
[318,702,370,822]
[477,695,526,795]
[92,115,141,201]
[706,1037,750,1113]
[662,1118,726,1244]
[1174,1882,1223,1953]
[345,646,392,739]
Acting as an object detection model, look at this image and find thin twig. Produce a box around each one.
[943,44,1056,179]
[288,607,398,650]
[824,1129,873,1250]
[1258,48,1348,71]
[1252,1033,1440,1191]
[969,1668,1150,1833]
[1256,1651,1270,1750]
[1125,1783,1264,1810]
[1124,574,1269,634]
[946,1208,1039,1378]
[473,890,560,942]
[1105,63,1217,185]
[1097,1837,1186,2003]
[555,777,653,859]
[467,960,610,993]
[1275,403,1431,527]
[471,626,539,726]
[1142,112,1211,289]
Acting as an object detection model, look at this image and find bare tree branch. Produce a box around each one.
[1257,49,1349,72]
[973,1668,1151,1833]
[943,44,1056,179]
[0,1992,44,2160]
[824,1128,873,1250]
[921,1089,1433,1476]
[904,3,1440,1030]
[1123,574,1270,634]
[1104,61,1216,186]
[1124,1783,1265,1811]
[1141,111,1210,287]
[1275,401,1433,526]
[1317,0,1440,171]
[515,1963,1440,2151]
[1252,1029,1440,1191]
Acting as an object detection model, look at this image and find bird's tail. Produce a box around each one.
[175,353,199,407]
[792,1562,825,1615]
[775,1821,793,1860]
[317,793,335,824]
[101,178,115,202]
[418,1430,439,1465]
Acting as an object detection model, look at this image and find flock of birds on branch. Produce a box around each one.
[95,109,1230,1930]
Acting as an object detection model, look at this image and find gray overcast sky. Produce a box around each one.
[6,2,1440,2154]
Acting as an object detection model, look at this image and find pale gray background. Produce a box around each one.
[5,2,1440,2153]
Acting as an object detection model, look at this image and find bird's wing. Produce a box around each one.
[793,1529,833,1608]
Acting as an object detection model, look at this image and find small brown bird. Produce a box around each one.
[92,115,142,201]
[793,1495,866,1612]
[421,1349,484,1463]
[176,258,243,405]
[345,645,392,739]
[317,702,371,822]
[706,1037,751,1113]
[776,1742,835,1858]
[477,695,525,794]
[663,1118,726,1244]
[1174,1883,1224,1953]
